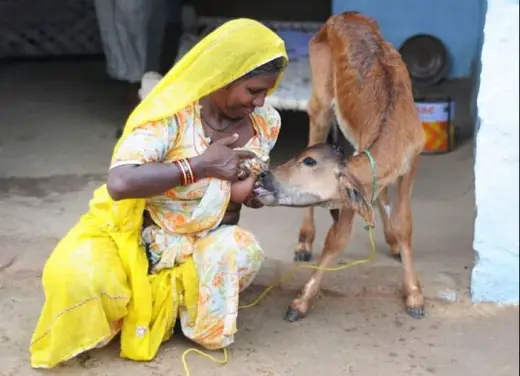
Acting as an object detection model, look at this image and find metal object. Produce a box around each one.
[0,0,103,59]
[399,34,450,87]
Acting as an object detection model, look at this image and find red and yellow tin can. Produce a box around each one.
[415,98,455,154]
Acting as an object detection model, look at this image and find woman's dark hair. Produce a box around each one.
[245,56,287,78]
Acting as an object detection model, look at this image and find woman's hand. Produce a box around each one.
[240,178,264,208]
[230,175,256,203]
[190,133,257,181]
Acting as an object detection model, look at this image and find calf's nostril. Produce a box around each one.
[256,170,276,192]
[258,170,271,182]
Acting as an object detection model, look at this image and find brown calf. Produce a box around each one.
[255,12,426,321]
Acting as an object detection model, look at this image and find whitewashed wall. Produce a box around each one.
[472,0,519,303]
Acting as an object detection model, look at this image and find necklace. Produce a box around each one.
[200,113,237,133]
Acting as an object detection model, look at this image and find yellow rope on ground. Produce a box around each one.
[181,226,377,376]
[181,347,229,375]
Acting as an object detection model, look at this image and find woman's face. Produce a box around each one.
[213,74,279,119]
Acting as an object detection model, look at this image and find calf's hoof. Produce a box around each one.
[294,250,312,262]
[388,245,401,262]
[284,307,305,322]
[407,306,425,319]
[294,238,312,262]
[405,290,425,319]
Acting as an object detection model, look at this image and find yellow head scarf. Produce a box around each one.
[118,18,287,141]
[91,18,287,361]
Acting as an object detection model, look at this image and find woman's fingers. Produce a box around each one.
[234,150,257,160]
[236,167,249,181]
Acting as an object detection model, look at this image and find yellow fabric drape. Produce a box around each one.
[30,18,287,366]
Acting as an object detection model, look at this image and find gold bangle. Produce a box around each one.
[174,160,188,186]
[184,158,196,183]
[180,159,195,185]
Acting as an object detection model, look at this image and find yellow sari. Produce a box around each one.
[30,19,287,368]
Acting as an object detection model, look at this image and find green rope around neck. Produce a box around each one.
[362,149,378,231]
[362,149,378,206]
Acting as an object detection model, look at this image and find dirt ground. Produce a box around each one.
[0,61,518,376]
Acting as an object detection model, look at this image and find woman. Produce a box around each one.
[30,19,288,368]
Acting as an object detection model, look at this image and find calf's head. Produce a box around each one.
[254,143,375,226]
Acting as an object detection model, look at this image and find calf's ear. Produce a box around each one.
[336,169,368,205]
[336,169,376,227]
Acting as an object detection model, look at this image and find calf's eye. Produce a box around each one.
[302,157,317,167]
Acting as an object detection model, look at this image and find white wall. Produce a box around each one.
[472,0,519,303]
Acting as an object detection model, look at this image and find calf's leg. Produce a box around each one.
[390,158,424,318]
[286,208,355,321]
[295,35,334,263]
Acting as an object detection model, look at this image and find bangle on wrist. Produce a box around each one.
[173,158,196,186]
